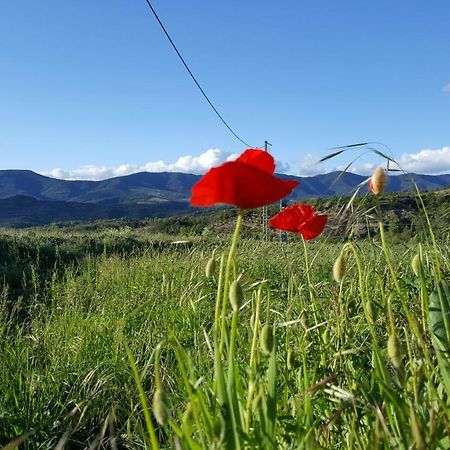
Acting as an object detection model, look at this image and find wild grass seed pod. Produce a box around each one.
[152,388,171,426]
[333,253,346,283]
[260,323,274,355]
[369,167,388,195]
[229,279,244,311]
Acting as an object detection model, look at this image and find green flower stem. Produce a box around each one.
[154,341,165,390]
[213,253,226,349]
[345,244,376,336]
[245,285,263,433]
[377,208,421,335]
[375,202,434,373]
[213,253,227,405]
[219,209,244,357]
[227,309,239,390]
[414,183,442,280]
[301,237,319,327]
[336,279,345,368]
[226,308,242,450]
[417,245,429,333]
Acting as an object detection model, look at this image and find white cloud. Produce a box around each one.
[46,148,234,180]
[337,162,376,176]
[45,148,293,181]
[443,82,450,93]
[397,146,450,174]
[295,154,328,177]
[274,159,291,175]
[340,146,450,176]
[44,145,450,181]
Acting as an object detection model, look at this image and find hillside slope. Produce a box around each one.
[0,196,193,228]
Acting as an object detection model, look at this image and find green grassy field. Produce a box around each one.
[1,197,450,449]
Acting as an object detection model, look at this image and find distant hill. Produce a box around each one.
[2,170,450,203]
[0,169,449,227]
[0,170,198,204]
[0,195,193,228]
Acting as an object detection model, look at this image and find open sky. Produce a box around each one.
[1,1,449,179]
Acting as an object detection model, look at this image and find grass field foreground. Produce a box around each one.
[1,172,450,448]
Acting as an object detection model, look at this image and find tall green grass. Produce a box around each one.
[1,219,450,448]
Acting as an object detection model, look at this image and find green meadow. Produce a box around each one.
[1,193,450,449]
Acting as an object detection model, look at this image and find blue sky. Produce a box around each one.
[1,1,449,179]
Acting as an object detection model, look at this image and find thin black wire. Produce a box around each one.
[142,0,252,148]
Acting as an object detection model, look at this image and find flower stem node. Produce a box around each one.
[229,280,244,312]
[152,388,171,426]
[260,324,274,355]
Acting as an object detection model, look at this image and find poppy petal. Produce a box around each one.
[294,204,315,221]
[269,206,302,232]
[269,204,327,239]
[268,204,314,232]
[190,162,299,209]
[299,214,328,240]
[236,149,275,174]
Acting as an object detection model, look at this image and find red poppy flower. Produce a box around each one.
[268,204,327,240]
[190,149,299,209]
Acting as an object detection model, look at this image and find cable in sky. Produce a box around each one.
[142,0,253,148]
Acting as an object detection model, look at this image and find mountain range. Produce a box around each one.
[0,169,449,227]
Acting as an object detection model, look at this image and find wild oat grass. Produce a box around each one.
[0,218,450,448]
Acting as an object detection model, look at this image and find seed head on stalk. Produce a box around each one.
[260,323,274,355]
[152,388,171,426]
[411,253,422,277]
[387,333,403,370]
[333,253,346,283]
[287,349,300,370]
[369,167,387,195]
[229,279,244,311]
[205,250,217,278]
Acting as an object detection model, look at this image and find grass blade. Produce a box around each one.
[429,281,450,397]
[123,339,159,450]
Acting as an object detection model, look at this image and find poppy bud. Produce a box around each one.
[387,333,402,370]
[366,300,375,324]
[369,167,387,195]
[410,405,425,450]
[152,388,171,426]
[333,253,346,283]
[229,280,244,311]
[213,416,226,446]
[260,324,274,355]
[287,349,299,370]
[205,257,216,278]
[411,253,421,277]
[182,401,194,427]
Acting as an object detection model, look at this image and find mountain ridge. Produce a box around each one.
[1,169,450,227]
[2,169,450,204]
